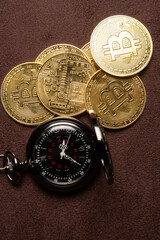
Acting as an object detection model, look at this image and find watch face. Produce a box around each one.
[26,117,98,192]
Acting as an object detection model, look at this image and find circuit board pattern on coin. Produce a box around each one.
[85,70,146,129]
[37,53,94,116]
[36,44,91,64]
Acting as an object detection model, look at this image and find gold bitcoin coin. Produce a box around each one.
[37,53,94,116]
[81,42,100,72]
[90,15,153,77]
[1,62,53,126]
[36,44,91,64]
[85,70,146,129]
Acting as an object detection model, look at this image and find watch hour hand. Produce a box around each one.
[60,149,65,159]
[59,140,67,159]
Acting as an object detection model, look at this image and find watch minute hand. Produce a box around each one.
[65,134,71,147]
[64,154,81,166]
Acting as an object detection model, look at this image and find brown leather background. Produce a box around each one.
[0,1,159,239]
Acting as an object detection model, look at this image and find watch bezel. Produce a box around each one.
[26,117,99,192]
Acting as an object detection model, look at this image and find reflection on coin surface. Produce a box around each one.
[1,62,53,125]
[85,70,146,129]
[37,53,94,116]
[36,44,90,64]
[81,42,99,72]
[90,15,153,77]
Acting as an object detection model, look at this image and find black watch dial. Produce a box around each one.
[26,117,98,192]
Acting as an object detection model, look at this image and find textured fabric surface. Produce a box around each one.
[0,1,159,240]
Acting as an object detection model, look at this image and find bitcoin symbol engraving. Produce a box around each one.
[102,31,142,61]
[98,81,133,116]
[12,79,40,113]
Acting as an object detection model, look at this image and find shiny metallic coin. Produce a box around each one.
[85,70,146,129]
[37,53,94,116]
[90,15,153,77]
[1,62,53,125]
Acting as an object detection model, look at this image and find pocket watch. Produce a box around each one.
[0,116,114,192]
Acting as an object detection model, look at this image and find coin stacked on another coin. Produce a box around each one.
[85,15,153,129]
[1,15,153,129]
[1,62,53,126]
[1,44,94,125]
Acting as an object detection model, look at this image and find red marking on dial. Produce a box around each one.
[70,162,73,165]
[48,149,52,153]
[48,156,52,159]
[58,139,61,143]
[52,143,55,147]
[70,143,74,147]
[58,164,61,169]
[65,139,68,143]
[65,165,68,169]
[74,148,77,152]
[74,155,77,159]
[52,161,55,165]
